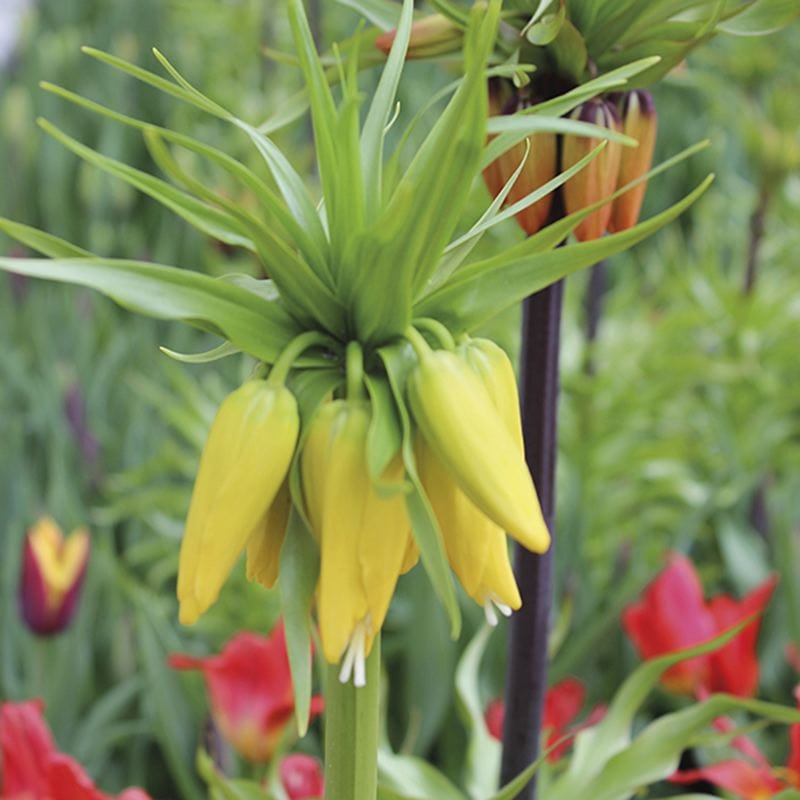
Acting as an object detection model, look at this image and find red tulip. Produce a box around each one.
[623,552,777,697]
[0,699,151,800]
[484,678,605,762]
[280,753,324,800]
[671,688,800,798]
[169,622,324,763]
[19,516,90,636]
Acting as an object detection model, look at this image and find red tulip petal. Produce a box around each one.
[708,575,778,697]
[623,553,716,694]
[280,754,324,800]
[671,760,784,796]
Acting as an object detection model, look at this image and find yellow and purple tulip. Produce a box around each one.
[609,90,657,233]
[562,98,623,242]
[19,516,90,636]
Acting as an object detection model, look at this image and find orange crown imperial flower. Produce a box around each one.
[562,97,623,242]
[19,517,90,636]
[609,90,658,233]
[375,13,463,59]
[483,80,557,236]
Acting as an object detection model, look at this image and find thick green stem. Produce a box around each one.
[324,636,381,800]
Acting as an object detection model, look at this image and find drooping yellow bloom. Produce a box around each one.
[302,400,411,684]
[417,438,520,623]
[408,348,550,554]
[178,380,299,625]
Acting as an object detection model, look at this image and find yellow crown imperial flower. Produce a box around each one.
[407,343,550,555]
[178,379,299,625]
[417,438,521,624]
[245,480,292,590]
[302,400,412,685]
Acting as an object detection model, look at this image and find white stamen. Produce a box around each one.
[484,597,514,627]
[338,618,370,688]
[496,601,513,618]
[353,627,366,688]
[338,637,357,684]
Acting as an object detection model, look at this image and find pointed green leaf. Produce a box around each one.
[0,219,94,258]
[0,257,300,363]
[416,175,714,332]
[278,507,320,735]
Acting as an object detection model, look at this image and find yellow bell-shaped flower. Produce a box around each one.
[407,348,550,554]
[178,380,299,625]
[417,438,520,623]
[301,399,411,685]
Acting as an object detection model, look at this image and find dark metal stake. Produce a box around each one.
[500,280,564,799]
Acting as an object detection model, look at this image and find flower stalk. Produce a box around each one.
[501,281,563,799]
[323,635,381,800]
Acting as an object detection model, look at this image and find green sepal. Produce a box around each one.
[278,506,321,736]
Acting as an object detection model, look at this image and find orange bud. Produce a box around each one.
[375,14,463,59]
[608,91,657,232]
[482,81,557,236]
[561,98,623,242]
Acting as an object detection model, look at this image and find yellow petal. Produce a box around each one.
[408,350,550,554]
[245,480,292,590]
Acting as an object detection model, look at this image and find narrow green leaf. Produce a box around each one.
[0,219,94,258]
[482,115,636,168]
[39,81,330,277]
[159,342,241,364]
[81,46,229,120]
[0,257,300,363]
[379,342,461,638]
[586,696,800,800]
[278,507,320,735]
[361,0,414,217]
[549,620,756,800]
[348,0,500,342]
[141,128,344,333]
[455,626,501,798]
[197,751,270,799]
[38,118,254,250]
[335,0,402,29]
[718,0,800,34]
[378,749,467,800]
[417,175,714,332]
